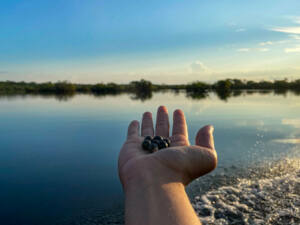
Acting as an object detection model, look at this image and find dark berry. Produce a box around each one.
[144,136,152,141]
[158,141,168,149]
[163,138,171,146]
[151,139,160,145]
[153,136,163,141]
[142,140,151,150]
[149,142,159,152]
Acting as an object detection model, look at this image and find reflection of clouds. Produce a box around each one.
[282,119,300,128]
[235,120,265,127]
[193,104,210,115]
[272,139,300,144]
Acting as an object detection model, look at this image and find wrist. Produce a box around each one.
[122,158,185,193]
[124,172,186,200]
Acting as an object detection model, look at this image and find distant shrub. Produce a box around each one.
[91,82,121,94]
[215,79,233,91]
[38,82,56,93]
[186,81,209,93]
[130,79,153,92]
[274,79,290,89]
[54,82,76,94]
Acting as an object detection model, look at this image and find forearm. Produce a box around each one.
[124,180,201,225]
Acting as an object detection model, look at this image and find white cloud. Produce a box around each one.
[190,61,209,73]
[282,119,300,128]
[270,27,300,34]
[260,41,273,46]
[259,48,270,52]
[236,28,246,32]
[237,48,250,52]
[289,34,300,40]
[285,46,300,53]
[276,40,289,44]
[270,17,300,34]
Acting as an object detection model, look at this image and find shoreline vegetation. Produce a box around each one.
[1,79,300,101]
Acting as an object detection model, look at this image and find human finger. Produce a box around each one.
[172,109,188,138]
[127,120,140,139]
[141,112,154,136]
[155,106,170,137]
[195,125,215,149]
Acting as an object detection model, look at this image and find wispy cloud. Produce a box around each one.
[289,34,300,40]
[271,27,300,34]
[227,22,246,33]
[285,46,300,53]
[235,28,246,32]
[268,18,300,53]
[237,48,250,52]
[260,41,273,46]
[270,17,300,34]
[258,48,270,52]
[237,48,270,52]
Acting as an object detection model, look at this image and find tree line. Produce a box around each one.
[0,78,299,96]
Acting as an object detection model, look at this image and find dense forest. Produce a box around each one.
[0,79,300,101]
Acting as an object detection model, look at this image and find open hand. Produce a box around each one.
[118,106,217,189]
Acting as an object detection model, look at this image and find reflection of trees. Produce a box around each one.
[130,90,153,102]
[214,80,233,101]
[0,92,75,102]
[186,91,208,100]
[185,81,209,100]
[274,88,288,96]
[246,90,255,95]
[232,90,243,97]
[2,88,300,102]
[258,90,272,95]
[215,89,232,101]
[53,93,75,102]
[291,89,300,96]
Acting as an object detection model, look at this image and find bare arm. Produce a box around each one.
[124,171,201,225]
[119,106,217,225]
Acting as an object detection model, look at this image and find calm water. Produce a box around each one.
[0,91,299,225]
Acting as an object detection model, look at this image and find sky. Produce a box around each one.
[0,0,300,84]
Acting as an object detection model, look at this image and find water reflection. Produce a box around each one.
[1,89,300,102]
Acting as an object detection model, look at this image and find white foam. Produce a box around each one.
[193,170,300,225]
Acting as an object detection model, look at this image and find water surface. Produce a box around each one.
[0,91,299,225]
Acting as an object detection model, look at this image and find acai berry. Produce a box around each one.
[141,136,171,153]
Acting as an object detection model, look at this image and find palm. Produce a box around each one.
[118,106,217,187]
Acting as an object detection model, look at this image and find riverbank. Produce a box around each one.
[1,80,300,102]
[1,79,300,97]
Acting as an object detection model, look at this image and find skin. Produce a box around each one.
[118,106,218,225]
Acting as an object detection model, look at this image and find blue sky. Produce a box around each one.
[0,0,300,83]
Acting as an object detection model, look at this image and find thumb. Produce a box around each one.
[195,125,215,149]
